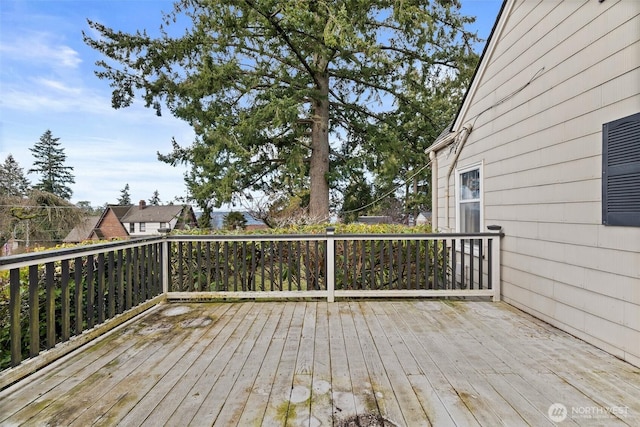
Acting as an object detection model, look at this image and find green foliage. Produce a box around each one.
[84,0,479,219]
[0,154,31,197]
[117,183,131,205]
[222,211,248,230]
[28,130,75,201]
[149,190,161,206]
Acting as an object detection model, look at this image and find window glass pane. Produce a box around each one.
[460,202,480,233]
[460,169,480,200]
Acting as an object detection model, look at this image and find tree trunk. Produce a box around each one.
[309,72,330,221]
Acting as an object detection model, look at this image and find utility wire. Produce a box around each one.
[340,160,432,215]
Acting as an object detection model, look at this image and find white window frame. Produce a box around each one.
[139,222,146,232]
[455,161,484,240]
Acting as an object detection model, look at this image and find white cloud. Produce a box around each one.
[0,31,81,69]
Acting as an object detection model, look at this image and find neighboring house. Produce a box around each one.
[89,205,131,240]
[426,0,639,366]
[415,212,432,226]
[63,216,101,243]
[120,201,198,237]
[88,201,198,240]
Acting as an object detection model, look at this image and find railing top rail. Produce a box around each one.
[168,231,504,242]
[167,234,328,242]
[0,236,164,270]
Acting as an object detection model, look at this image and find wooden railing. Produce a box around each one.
[0,230,502,385]
[166,231,503,303]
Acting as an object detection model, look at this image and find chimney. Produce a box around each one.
[139,200,146,209]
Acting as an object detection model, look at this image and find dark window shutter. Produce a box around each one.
[602,112,640,226]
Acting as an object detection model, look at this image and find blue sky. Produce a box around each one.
[0,0,503,208]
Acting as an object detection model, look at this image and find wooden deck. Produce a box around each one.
[1,300,638,426]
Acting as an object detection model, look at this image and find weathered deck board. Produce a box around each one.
[1,300,639,426]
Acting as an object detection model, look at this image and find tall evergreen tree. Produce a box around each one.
[117,183,132,205]
[149,190,161,205]
[84,0,478,221]
[28,130,75,200]
[0,154,31,197]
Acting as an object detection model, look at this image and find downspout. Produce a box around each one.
[444,122,473,230]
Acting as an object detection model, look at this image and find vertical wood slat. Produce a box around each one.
[125,248,132,308]
[196,241,203,292]
[223,242,229,291]
[415,241,421,289]
[86,255,95,329]
[251,242,257,291]
[108,252,115,319]
[45,262,55,349]
[287,241,292,291]
[9,268,21,366]
[470,239,475,290]
[97,254,105,324]
[242,242,247,292]
[278,241,283,291]
[29,265,40,357]
[205,242,212,291]
[61,260,70,342]
[369,240,376,290]
[74,258,83,335]
[479,239,484,290]
[214,242,220,291]
[260,241,266,291]
[117,250,124,313]
[451,241,457,291]
[177,242,183,292]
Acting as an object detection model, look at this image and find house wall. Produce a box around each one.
[98,210,129,240]
[433,0,640,366]
[125,218,178,236]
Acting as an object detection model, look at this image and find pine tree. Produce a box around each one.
[84,0,478,220]
[0,154,31,197]
[28,130,75,200]
[149,190,161,205]
[117,183,131,205]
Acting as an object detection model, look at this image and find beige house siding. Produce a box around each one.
[431,0,640,366]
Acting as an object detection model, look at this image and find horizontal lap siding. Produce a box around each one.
[436,0,640,366]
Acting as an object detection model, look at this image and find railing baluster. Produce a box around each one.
[97,254,105,324]
[197,241,203,292]
[224,242,230,292]
[10,268,21,367]
[107,252,115,319]
[87,255,95,329]
[61,260,70,342]
[125,248,132,308]
[117,250,124,314]
[479,238,484,290]
[74,258,83,335]
[29,265,40,356]
[45,262,55,349]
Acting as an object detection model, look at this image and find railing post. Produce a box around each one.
[162,238,170,294]
[326,227,335,303]
[490,232,502,302]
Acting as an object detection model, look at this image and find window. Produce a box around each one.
[129,223,134,233]
[602,112,640,227]
[139,222,146,232]
[159,222,166,229]
[456,163,483,233]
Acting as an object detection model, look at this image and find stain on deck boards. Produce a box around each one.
[1,301,639,426]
